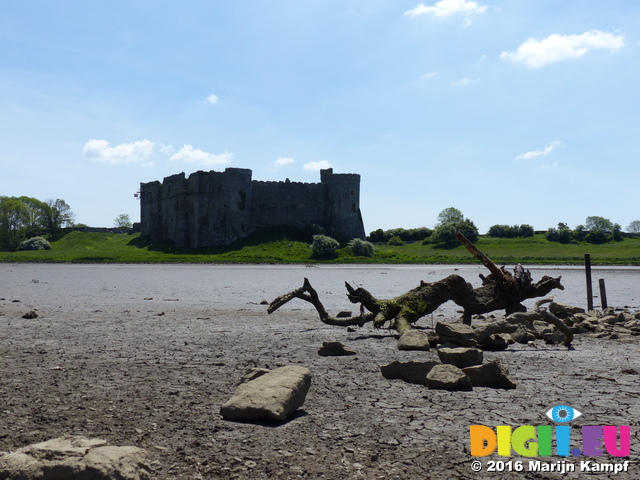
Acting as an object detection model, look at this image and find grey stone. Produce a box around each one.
[462,360,517,389]
[481,334,510,351]
[397,330,430,351]
[543,332,566,345]
[435,322,478,347]
[380,360,439,385]
[236,367,271,385]
[426,364,473,391]
[510,324,537,344]
[437,347,483,368]
[318,341,357,356]
[220,365,312,422]
[549,302,585,316]
[0,436,151,480]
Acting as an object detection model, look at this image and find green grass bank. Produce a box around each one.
[2,230,640,265]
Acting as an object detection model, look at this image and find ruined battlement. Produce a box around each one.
[139,168,365,248]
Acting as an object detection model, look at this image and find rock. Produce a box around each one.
[603,315,621,325]
[549,302,585,316]
[510,324,537,344]
[220,365,312,422]
[462,360,517,389]
[397,330,430,351]
[0,435,152,480]
[426,364,473,391]
[21,310,38,319]
[380,360,439,385]
[317,341,357,356]
[435,322,478,347]
[336,311,352,318]
[436,347,483,368]
[236,367,271,385]
[473,320,517,344]
[543,332,566,345]
[481,334,510,351]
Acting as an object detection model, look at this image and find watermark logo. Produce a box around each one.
[468,405,632,474]
[469,405,630,457]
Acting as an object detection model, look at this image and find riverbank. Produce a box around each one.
[2,230,640,265]
[1,264,638,479]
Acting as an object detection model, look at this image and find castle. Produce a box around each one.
[139,168,366,248]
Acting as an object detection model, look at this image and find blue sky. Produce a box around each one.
[1,0,639,234]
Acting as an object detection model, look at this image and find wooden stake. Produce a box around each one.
[585,254,593,311]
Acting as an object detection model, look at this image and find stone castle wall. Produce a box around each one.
[139,168,365,248]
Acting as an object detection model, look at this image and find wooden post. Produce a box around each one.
[585,254,594,311]
[598,278,608,310]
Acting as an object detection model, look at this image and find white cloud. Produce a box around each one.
[303,160,333,172]
[169,145,233,167]
[404,0,488,25]
[516,140,563,160]
[273,157,295,167]
[419,72,438,81]
[206,94,219,105]
[452,77,478,87]
[501,30,625,68]
[83,139,156,164]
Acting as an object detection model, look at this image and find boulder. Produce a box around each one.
[380,360,439,385]
[397,330,430,351]
[220,365,312,422]
[481,334,510,351]
[510,324,537,344]
[435,322,478,347]
[317,341,357,356]
[426,364,473,391]
[549,302,585,316]
[0,436,151,480]
[462,360,517,389]
[437,347,483,368]
[236,367,271,385]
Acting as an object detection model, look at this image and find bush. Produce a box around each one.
[368,227,432,243]
[387,235,405,246]
[368,228,386,242]
[432,220,479,247]
[348,238,375,257]
[310,234,339,258]
[546,223,573,244]
[488,224,534,238]
[18,236,51,251]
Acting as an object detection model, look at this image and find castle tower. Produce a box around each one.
[321,168,366,240]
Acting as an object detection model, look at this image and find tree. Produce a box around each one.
[436,207,465,227]
[546,222,573,244]
[585,216,613,233]
[41,199,75,234]
[627,220,640,233]
[269,232,569,345]
[0,197,28,250]
[18,196,47,237]
[114,214,132,228]
[432,208,478,246]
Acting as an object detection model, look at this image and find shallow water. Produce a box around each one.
[1,263,638,316]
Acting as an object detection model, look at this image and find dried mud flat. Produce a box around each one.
[0,264,639,479]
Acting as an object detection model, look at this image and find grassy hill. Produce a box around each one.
[1,230,640,265]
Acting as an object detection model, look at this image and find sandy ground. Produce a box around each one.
[0,264,639,479]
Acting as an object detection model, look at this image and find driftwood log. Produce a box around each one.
[268,232,564,336]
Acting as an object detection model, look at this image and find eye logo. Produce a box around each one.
[546,405,582,423]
